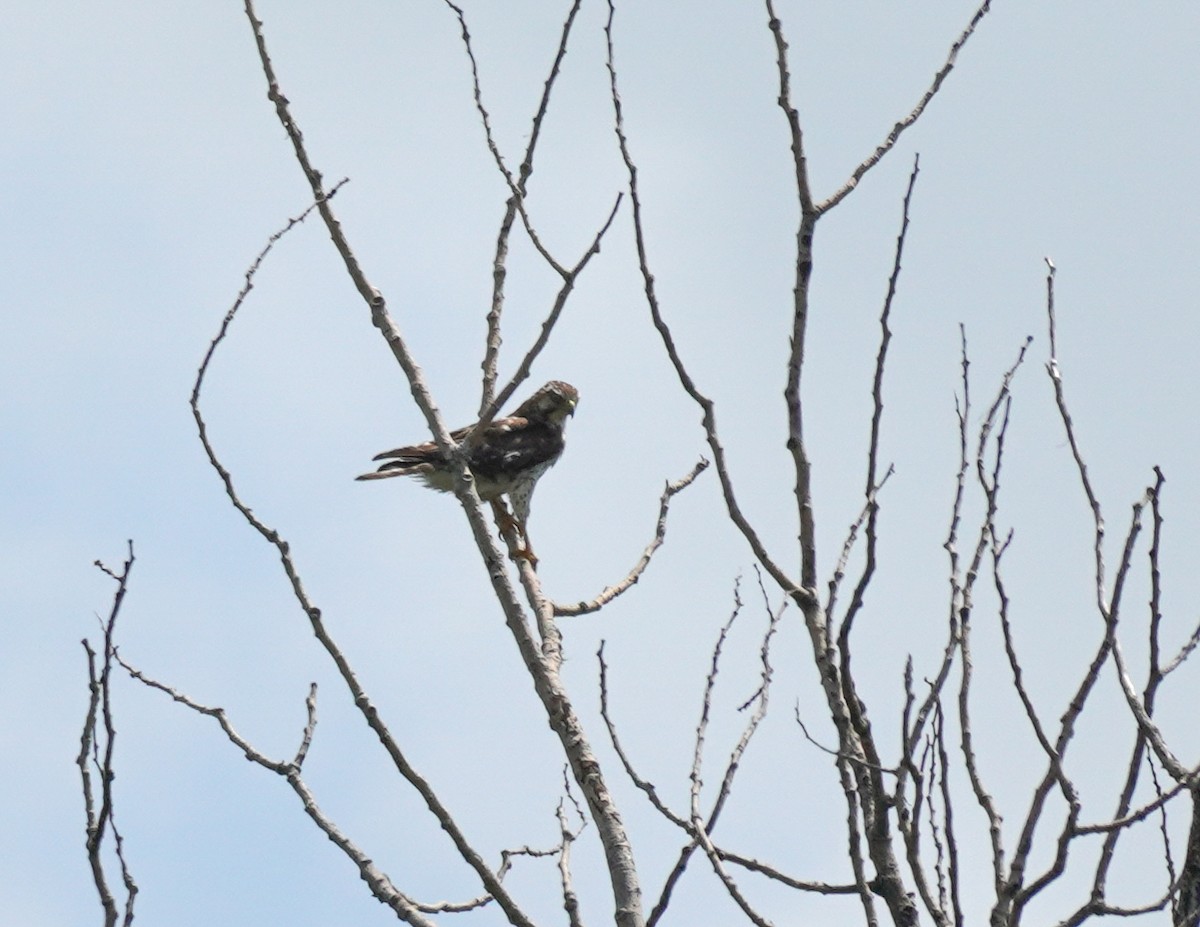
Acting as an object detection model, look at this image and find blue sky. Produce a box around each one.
[3,2,1200,925]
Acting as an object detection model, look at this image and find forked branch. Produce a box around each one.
[80,542,139,927]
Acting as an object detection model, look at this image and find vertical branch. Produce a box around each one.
[960,340,1034,898]
[480,0,585,407]
[79,542,139,927]
[898,328,971,798]
[604,0,806,611]
[442,0,601,415]
[765,0,819,593]
[935,703,964,926]
[1090,470,1167,900]
[837,153,919,660]
[1044,259,1107,615]
[751,12,883,914]
[1177,792,1200,927]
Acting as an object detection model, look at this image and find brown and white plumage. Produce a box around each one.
[357,381,578,564]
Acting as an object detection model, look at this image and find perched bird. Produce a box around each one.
[357,381,579,566]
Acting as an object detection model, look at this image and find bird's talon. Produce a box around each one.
[359,381,577,578]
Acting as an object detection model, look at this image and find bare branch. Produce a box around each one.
[1003,264,1177,923]
[481,0,586,403]
[1074,775,1191,836]
[597,641,690,832]
[191,172,533,925]
[605,594,841,925]
[959,342,1035,897]
[1177,790,1200,927]
[240,12,647,921]
[826,465,894,617]
[1163,621,1200,677]
[934,704,964,925]
[837,152,921,668]
[1044,259,1107,615]
[557,798,586,927]
[292,683,318,770]
[605,0,810,611]
[1044,262,1189,782]
[691,818,776,927]
[896,328,972,803]
[555,458,708,616]
[717,851,859,895]
[672,576,785,921]
[818,1,995,213]
[79,542,138,927]
[688,582,745,831]
[485,192,624,425]
[441,0,568,276]
[764,0,820,594]
[412,795,587,918]
[444,0,624,421]
[118,657,439,927]
[1088,471,1167,903]
[763,0,815,214]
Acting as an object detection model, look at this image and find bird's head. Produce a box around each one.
[517,380,578,425]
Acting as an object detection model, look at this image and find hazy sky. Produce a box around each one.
[3,2,1199,925]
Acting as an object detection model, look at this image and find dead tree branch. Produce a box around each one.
[555,458,709,617]
[606,0,810,613]
[818,0,994,213]
[191,183,535,923]
[479,0,586,403]
[118,661,442,926]
[79,542,139,927]
[242,6,646,923]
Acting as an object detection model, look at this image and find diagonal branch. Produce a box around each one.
[243,8,645,924]
[555,458,708,616]
[605,0,809,612]
[192,180,533,925]
[480,0,586,404]
[485,193,624,425]
[118,659,439,927]
[442,0,568,276]
[818,0,995,213]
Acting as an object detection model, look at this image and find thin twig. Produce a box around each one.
[837,154,921,733]
[818,1,994,213]
[190,152,532,923]
[826,466,894,617]
[442,0,567,275]
[597,641,690,832]
[79,542,139,927]
[118,656,438,927]
[484,192,624,425]
[1044,259,1107,616]
[555,459,709,616]
[480,0,586,404]
[1089,471,1167,902]
[605,0,810,612]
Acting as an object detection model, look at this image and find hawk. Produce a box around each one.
[357,380,579,566]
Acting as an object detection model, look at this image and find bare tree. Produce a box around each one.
[79,3,1200,926]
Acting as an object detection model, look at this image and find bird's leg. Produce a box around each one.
[489,499,538,568]
[490,498,519,537]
